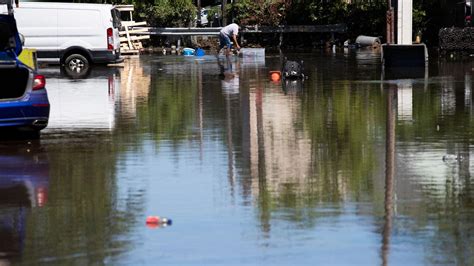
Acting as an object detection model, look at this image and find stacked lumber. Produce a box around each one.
[116,5,150,55]
[439,27,474,51]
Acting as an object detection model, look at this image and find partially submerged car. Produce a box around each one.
[0,14,49,134]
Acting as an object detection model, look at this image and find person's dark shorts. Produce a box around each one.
[219,32,232,49]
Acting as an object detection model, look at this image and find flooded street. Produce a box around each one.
[2,50,474,265]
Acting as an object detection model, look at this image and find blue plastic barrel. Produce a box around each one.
[195,48,205,56]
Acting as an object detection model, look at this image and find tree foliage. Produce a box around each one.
[74,0,454,46]
[116,0,196,27]
[286,0,347,25]
[229,0,386,39]
[345,1,387,40]
[229,0,290,26]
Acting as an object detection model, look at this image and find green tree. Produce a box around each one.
[228,0,290,26]
[120,0,196,27]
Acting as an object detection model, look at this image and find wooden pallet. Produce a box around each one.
[116,5,150,55]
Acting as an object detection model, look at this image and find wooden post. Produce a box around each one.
[386,0,395,44]
[382,84,396,266]
[222,0,227,26]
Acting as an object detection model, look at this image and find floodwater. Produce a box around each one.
[1,49,474,265]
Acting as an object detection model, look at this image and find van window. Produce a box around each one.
[111,8,121,29]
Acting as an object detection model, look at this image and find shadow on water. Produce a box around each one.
[282,79,304,95]
[382,66,428,80]
[39,66,120,80]
[0,130,40,141]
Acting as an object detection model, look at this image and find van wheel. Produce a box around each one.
[65,54,89,73]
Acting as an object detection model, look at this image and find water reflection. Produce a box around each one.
[380,63,429,264]
[0,141,49,263]
[382,66,429,81]
[8,53,474,264]
[42,67,120,131]
[119,58,151,121]
[282,79,304,94]
[19,130,140,264]
[379,60,474,264]
[219,56,240,96]
[215,54,474,264]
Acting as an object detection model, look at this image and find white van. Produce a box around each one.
[14,2,122,70]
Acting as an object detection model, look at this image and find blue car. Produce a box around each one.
[0,14,49,134]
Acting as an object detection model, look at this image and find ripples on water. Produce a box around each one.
[0,49,473,265]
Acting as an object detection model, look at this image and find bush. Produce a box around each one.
[228,0,290,26]
[287,0,347,25]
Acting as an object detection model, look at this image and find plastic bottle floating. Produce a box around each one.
[146,216,173,229]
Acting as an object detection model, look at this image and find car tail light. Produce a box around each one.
[107,27,114,50]
[33,75,46,90]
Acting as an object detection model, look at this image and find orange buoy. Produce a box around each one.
[271,73,280,81]
[270,71,281,81]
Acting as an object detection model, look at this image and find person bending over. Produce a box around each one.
[219,23,241,56]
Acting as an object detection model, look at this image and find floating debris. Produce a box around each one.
[146,216,172,229]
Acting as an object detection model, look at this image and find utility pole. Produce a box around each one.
[197,0,201,27]
[222,0,227,26]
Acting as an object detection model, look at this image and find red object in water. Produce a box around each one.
[146,216,160,224]
[146,223,160,229]
[145,215,172,228]
[269,71,281,81]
